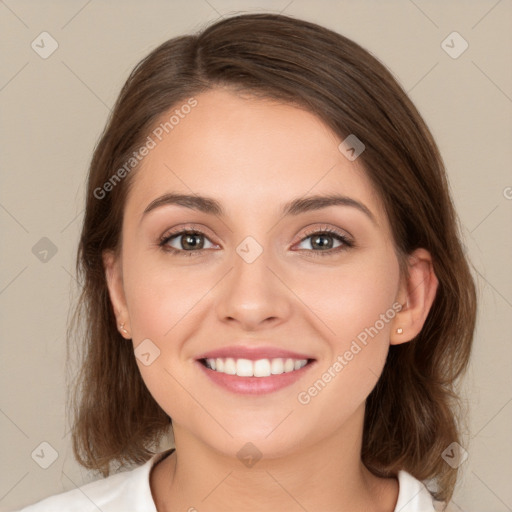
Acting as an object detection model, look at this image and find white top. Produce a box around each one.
[14,448,437,511]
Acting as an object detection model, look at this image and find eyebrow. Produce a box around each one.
[141,192,376,224]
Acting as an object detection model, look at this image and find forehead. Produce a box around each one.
[126,88,385,223]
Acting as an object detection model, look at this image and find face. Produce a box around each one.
[105,87,407,458]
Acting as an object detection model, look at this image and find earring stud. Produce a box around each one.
[396,327,403,334]
[119,323,128,335]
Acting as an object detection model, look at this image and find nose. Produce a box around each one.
[215,243,293,331]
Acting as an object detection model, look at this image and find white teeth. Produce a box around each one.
[270,358,284,374]
[203,357,309,377]
[236,358,253,377]
[224,358,236,375]
[253,359,271,377]
[284,358,295,372]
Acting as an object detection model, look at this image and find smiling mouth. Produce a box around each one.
[199,357,315,377]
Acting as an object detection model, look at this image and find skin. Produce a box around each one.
[104,87,438,512]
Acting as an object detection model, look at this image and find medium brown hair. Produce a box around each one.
[67,12,476,505]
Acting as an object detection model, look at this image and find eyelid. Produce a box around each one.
[159,223,219,244]
[294,224,353,245]
[159,223,351,242]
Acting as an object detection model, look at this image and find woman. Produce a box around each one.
[17,12,476,512]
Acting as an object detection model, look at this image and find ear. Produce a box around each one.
[391,248,438,345]
[103,249,131,338]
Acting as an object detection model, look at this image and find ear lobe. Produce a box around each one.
[391,248,439,345]
[103,249,129,329]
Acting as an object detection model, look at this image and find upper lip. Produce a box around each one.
[196,345,315,361]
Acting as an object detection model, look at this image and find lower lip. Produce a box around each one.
[196,360,315,395]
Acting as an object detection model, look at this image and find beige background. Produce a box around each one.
[1,1,511,511]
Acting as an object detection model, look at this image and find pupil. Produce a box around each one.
[183,233,203,250]
[313,234,332,250]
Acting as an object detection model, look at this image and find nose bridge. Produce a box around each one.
[233,237,272,289]
[215,234,291,328]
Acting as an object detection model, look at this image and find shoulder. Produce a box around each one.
[13,449,174,512]
[395,470,437,511]
[394,471,465,511]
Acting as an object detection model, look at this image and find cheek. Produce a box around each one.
[122,247,209,340]
[296,249,400,344]
[295,251,400,401]
[127,285,176,339]
[121,258,199,420]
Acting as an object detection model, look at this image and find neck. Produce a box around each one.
[150,407,398,512]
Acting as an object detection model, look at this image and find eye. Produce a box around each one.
[294,226,353,256]
[159,228,217,256]
[158,225,354,257]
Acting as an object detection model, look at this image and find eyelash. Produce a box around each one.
[158,225,354,258]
